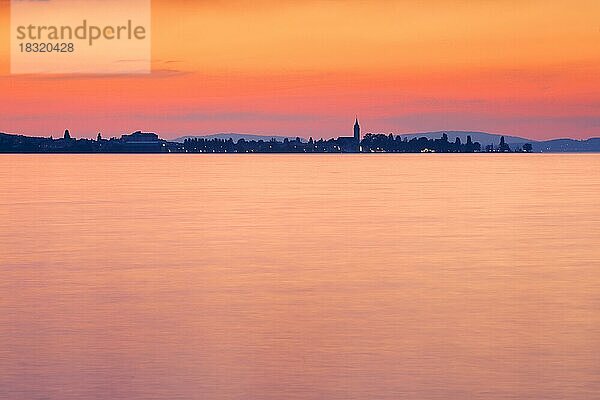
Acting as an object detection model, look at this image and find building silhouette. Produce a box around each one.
[120,131,165,152]
[337,117,361,152]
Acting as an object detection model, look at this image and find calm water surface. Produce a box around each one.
[1,155,599,399]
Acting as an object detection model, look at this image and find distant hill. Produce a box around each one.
[532,138,600,153]
[397,131,533,145]
[395,131,600,152]
[173,133,303,143]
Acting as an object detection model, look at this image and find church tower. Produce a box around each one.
[354,118,361,143]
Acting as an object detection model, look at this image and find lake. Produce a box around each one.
[1,154,599,399]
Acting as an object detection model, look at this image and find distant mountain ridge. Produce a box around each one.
[533,138,600,153]
[395,131,600,152]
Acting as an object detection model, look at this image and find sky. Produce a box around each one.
[0,0,599,140]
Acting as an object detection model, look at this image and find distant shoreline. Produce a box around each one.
[2,130,600,154]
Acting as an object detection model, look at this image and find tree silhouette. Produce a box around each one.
[499,136,511,152]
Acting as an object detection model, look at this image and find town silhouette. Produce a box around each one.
[1,119,534,154]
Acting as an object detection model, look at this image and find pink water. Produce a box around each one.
[1,154,599,399]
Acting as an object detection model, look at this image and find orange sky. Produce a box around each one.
[0,0,599,139]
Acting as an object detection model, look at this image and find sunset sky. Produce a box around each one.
[0,0,599,140]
